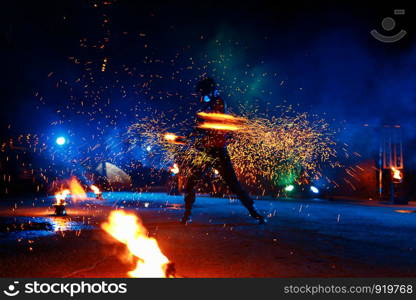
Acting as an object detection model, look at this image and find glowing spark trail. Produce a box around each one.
[198,122,242,131]
[128,107,339,194]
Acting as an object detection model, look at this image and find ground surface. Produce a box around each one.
[0,192,415,277]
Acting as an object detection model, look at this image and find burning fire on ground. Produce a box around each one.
[52,177,104,215]
[102,210,175,278]
[53,177,87,205]
[54,189,70,206]
[68,177,87,201]
[53,189,70,216]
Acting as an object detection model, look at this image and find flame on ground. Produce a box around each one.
[54,189,70,205]
[68,177,87,201]
[102,210,172,278]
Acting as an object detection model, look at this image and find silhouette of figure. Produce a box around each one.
[181,78,266,224]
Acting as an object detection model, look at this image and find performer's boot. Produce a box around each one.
[180,209,192,224]
[248,207,267,224]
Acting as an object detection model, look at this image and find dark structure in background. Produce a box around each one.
[327,124,412,203]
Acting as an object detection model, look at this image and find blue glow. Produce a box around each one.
[203,95,211,102]
[146,146,152,151]
[56,137,66,146]
[310,186,319,194]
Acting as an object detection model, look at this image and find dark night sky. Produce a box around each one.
[1,0,415,153]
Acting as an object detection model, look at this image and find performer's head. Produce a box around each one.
[195,77,219,102]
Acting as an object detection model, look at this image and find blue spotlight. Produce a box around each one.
[56,136,66,146]
[310,186,319,194]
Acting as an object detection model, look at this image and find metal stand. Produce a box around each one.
[54,204,67,216]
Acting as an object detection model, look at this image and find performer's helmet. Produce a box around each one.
[195,77,217,96]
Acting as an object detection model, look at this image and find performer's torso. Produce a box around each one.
[199,97,226,148]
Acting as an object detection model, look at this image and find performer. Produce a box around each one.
[181,78,266,224]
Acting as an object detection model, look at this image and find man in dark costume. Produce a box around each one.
[181,78,266,224]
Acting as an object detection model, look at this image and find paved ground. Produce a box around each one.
[0,192,415,277]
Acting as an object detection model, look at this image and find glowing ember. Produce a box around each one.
[68,177,87,201]
[391,167,402,181]
[90,184,100,194]
[169,163,179,175]
[90,184,103,198]
[102,210,173,278]
[54,189,70,206]
[101,57,108,72]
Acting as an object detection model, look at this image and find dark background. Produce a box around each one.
[0,0,415,197]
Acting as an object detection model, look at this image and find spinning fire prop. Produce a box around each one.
[129,107,339,192]
[198,122,241,131]
[102,210,175,278]
[163,133,186,145]
[197,112,246,132]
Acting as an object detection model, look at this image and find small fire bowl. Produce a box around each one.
[54,204,67,216]
[164,262,176,278]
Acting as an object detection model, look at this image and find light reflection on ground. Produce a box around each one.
[0,216,93,240]
[0,192,185,240]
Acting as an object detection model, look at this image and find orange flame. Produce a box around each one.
[163,133,186,145]
[391,167,403,181]
[54,189,70,205]
[68,177,87,201]
[197,112,245,123]
[197,112,245,131]
[164,133,178,141]
[198,122,241,131]
[102,210,172,278]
